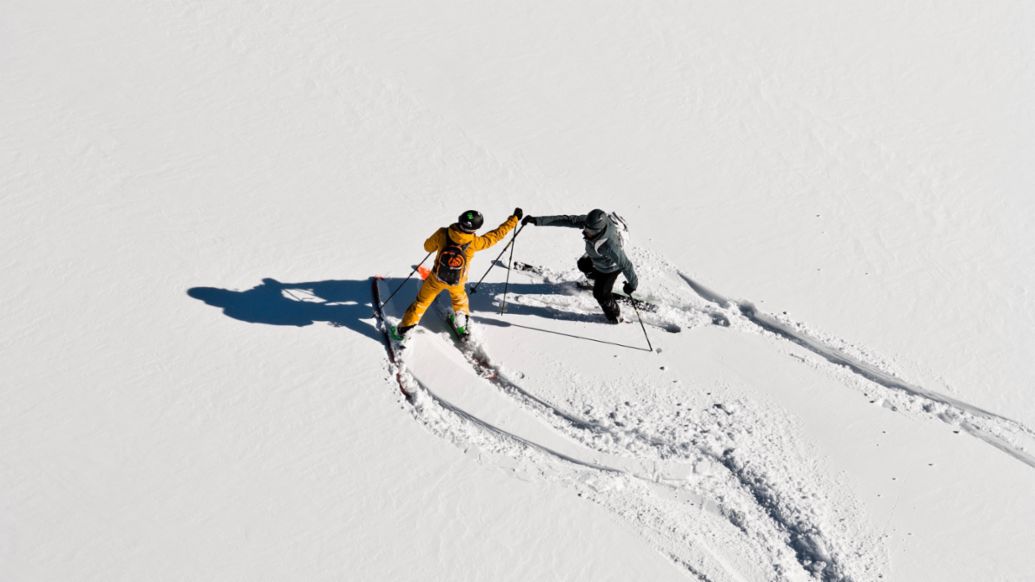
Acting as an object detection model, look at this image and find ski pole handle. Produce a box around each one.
[381,251,433,306]
[470,223,526,294]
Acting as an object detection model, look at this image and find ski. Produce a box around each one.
[370,276,417,402]
[508,261,660,313]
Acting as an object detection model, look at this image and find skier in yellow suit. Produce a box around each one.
[392,208,522,341]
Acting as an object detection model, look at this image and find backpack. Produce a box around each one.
[608,211,630,247]
[434,232,471,285]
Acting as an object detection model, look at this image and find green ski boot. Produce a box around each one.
[447,312,470,340]
[390,324,413,345]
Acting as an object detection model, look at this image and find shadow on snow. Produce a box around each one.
[186,277,605,345]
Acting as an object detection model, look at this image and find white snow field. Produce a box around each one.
[3,1,1034,580]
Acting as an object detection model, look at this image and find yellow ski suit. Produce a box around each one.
[399,215,519,328]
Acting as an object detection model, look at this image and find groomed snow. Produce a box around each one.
[3,1,1034,580]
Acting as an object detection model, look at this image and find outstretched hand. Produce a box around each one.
[522,215,537,226]
[623,281,637,295]
[513,207,523,220]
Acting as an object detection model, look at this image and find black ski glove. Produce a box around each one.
[513,207,523,220]
[623,281,637,295]
[522,215,537,226]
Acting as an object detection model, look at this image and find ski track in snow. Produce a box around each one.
[450,336,865,582]
[371,279,882,581]
[673,269,1035,470]
[520,246,1035,471]
[396,349,833,582]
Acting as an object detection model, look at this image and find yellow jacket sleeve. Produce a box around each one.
[472,215,519,252]
[424,228,446,252]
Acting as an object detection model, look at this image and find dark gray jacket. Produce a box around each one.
[535,214,638,289]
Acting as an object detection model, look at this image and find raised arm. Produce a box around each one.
[472,214,520,251]
[528,214,587,228]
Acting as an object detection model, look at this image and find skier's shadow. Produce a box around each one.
[186,277,572,344]
[187,278,388,342]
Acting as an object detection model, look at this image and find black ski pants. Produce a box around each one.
[577,256,621,322]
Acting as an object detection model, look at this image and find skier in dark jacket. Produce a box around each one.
[522,209,638,323]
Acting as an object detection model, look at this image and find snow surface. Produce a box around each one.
[3,1,1035,580]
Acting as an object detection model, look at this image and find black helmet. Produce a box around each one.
[457,210,484,232]
[583,208,609,236]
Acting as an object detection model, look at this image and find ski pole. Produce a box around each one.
[381,251,433,307]
[499,226,520,315]
[629,293,654,352]
[470,223,526,294]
